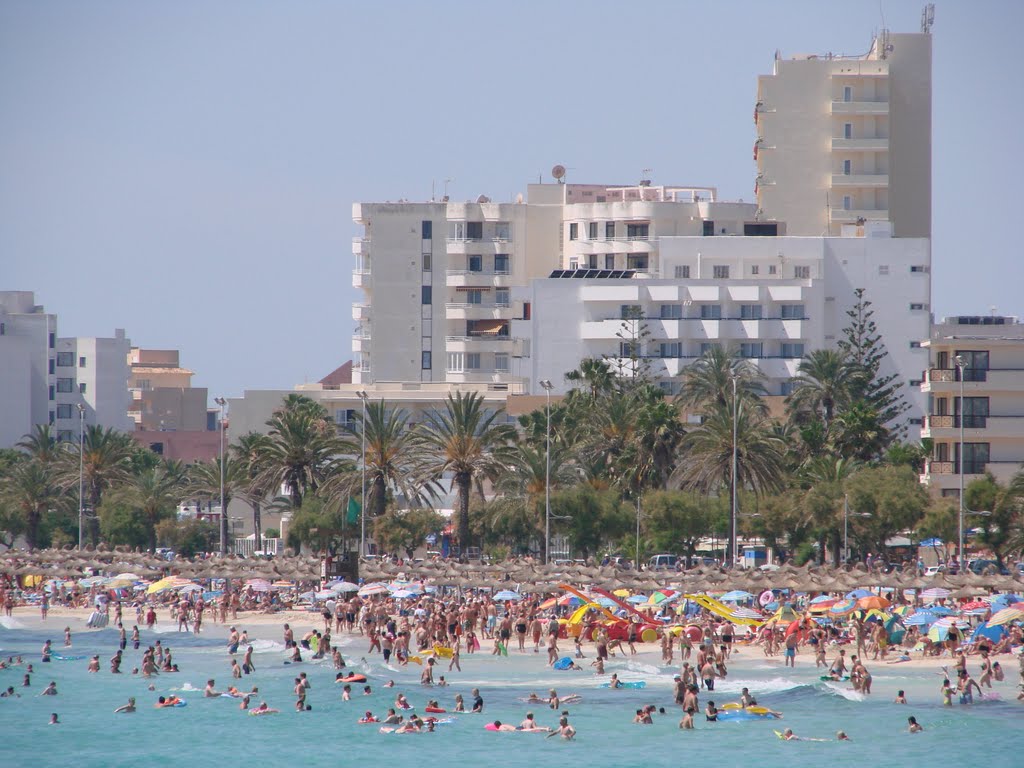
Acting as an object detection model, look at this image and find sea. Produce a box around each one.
[1,616,1022,767]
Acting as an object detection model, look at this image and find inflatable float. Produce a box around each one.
[553,657,575,670]
[425,706,447,713]
[51,654,86,661]
[820,675,850,682]
[337,674,367,683]
[249,707,278,716]
[598,681,646,689]
[718,704,780,721]
[432,646,453,658]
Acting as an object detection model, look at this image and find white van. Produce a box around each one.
[648,554,679,570]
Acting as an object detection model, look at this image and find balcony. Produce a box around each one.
[351,331,371,353]
[445,335,518,352]
[831,138,889,152]
[352,303,370,321]
[831,173,889,188]
[446,237,511,254]
[829,208,890,223]
[445,302,514,320]
[922,414,1024,439]
[446,269,513,288]
[352,237,369,255]
[830,100,889,115]
[922,368,1024,393]
[352,269,371,289]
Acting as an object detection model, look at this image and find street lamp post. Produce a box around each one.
[955,355,967,567]
[843,493,872,563]
[730,374,739,568]
[357,391,368,559]
[214,397,227,554]
[539,380,553,565]
[76,404,85,549]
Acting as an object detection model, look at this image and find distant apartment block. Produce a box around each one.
[920,316,1024,496]
[755,28,931,238]
[0,291,57,448]
[53,331,133,440]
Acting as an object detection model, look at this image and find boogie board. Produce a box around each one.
[598,681,646,689]
[820,675,850,682]
[553,657,574,670]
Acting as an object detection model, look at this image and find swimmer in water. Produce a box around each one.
[114,697,136,713]
[907,716,923,733]
[894,690,907,704]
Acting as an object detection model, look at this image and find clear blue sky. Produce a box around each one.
[2,1,1021,399]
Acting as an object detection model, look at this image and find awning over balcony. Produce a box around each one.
[468,320,508,336]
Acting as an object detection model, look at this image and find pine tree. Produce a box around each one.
[837,288,908,439]
[604,305,651,389]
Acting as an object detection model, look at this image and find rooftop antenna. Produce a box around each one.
[921,3,935,34]
[443,178,454,201]
[551,164,566,184]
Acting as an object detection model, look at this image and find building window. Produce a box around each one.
[56,404,73,419]
[48,358,55,375]
[569,223,578,241]
[660,304,682,319]
[768,265,777,275]
[494,353,509,373]
[794,265,810,279]
[468,255,483,272]
[843,85,853,102]
[48,332,55,349]
[910,303,925,310]
[79,356,86,368]
[843,159,852,175]
[48,385,55,401]
[700,343,721,355]
[909,379,923,387]
[780,304,805,320]
[586,255,598,269]
[423,253,432,271]
[494,254,510,274]
[781,343,805,358]
[495,288,510,306]
[619,341,639,358]
[56,378,74,393]
[605,222,615,239]
[57,430,74,442]
[843,195,852,211]
[465,289,483,305]
[674,265,690,279]
[712,265,730,279]
[466,221,483,240]
[422,351,432,370]
[588,222,598,239]
[56,352,74,367]
[844,123,853,139]
[422,286,432,304]
[740,343,764,358]
[620,305,642,319]
[660,342,682,358]
[740,304,763,320]
[422,220,432,239]
[751,265,759,275]
[79,382,87,394]
[700,304,722,320]
[910,341,921,348]
[908,417,923,426]
[878,265,889,275]
[605,254,615,269]
[494,222,510,241]
[466,353,481,370]
[780,381,795,396]
[626,223,649,240]
[568,259,578,270]
[702,220,715,237]
[627,255,648,270]
[911,265,929,273]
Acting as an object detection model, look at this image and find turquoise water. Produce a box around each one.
[2,620,1022,767]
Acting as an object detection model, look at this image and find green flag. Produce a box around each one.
[346,497,361,525]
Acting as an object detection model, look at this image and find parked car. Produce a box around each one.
[925,565,946,576]
[967,559,1009,575]
[649,554,680,570]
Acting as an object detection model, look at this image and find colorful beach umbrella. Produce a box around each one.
[925,605,955,616]
[920,587,951,600]
[856,595,891,611]
[627,595,649,604]
[808,599,839,614]
[612,589,631,598]
[146,576,189,595]
[828,598,858,616]
[959,600,989,612]
[846,589,872,599]
[328,580,359,593]
[810,594,836,604]
[720,590,754,602]
[731,607,763,621]
[358,582,390,597]
[493,590,522,601]
[903,611,938,627]
[988,607,1024,627]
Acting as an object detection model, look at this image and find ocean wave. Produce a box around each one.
[248,639,286,653]
[713,676,807,695]
[0,617,27,630]
[821,681,867,702]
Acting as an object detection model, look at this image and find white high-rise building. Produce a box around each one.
[514,228,931,425]
[53,331,133,441]
[755,28,932,238]
[351,182,780,393]
[0,291,57,448]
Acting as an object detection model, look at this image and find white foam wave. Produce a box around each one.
[712,676,805,695]
[822,681,866,701]
[623,660,662,676]
[0,617,27,630]
[247,639,286,653]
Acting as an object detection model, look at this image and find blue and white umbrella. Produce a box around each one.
[493,590,522,601]
[593,596,618,608]
[627,595,649,604]
[846,589,872,599]
[720,590,754,602]
[810,594,836,604]
[328,580,360,593]
[391,590,416,599]
[903,611,937,627]
[920,587,951,600]
[925,604,956,616]
[730,607,763,621]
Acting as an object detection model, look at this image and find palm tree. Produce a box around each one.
[232,432,274,550]
[327,399,428,522]
[414,391,516,554]
[675,345,768,415]
[58,426,135,544]
[16,425,60,465]
[122,462,187,551]
[786,349,855,428]
[565,358,614,401]
[625,389,687,491]
[253,405,339,508]
[671,400,786,564]
[0,458,66,549]
[186,455,252,553]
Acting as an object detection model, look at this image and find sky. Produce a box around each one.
[2,1,1022,400]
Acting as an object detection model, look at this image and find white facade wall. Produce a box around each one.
[756,30,931,239]
[0,291,56,448]
[54,331,133,439]
[515,233,930,425]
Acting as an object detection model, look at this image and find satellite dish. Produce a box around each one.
[476,194,490,203]
[551,164,566,181]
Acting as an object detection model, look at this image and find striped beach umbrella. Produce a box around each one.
[988,607,1024,627]
[828,598,858,616]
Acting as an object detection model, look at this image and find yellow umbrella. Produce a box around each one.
[988,607,1024,626]
[146,576,187,595]
[613,589,631,598]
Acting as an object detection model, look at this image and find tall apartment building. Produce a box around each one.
[755,28,931,238]
[515,228,931,423]
[129,348,220,461]
[0,291,57,448]
[351,182,780,393]
[920,316,1024,497]
[52,331,133,441]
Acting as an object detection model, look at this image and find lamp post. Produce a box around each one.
[539,379,553,564]
[357,391,368,558]
[730,374,739,568]
[954,354,967,567]
[76,403,85,549]
[214,397,227,554]
[843,493,872,563]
